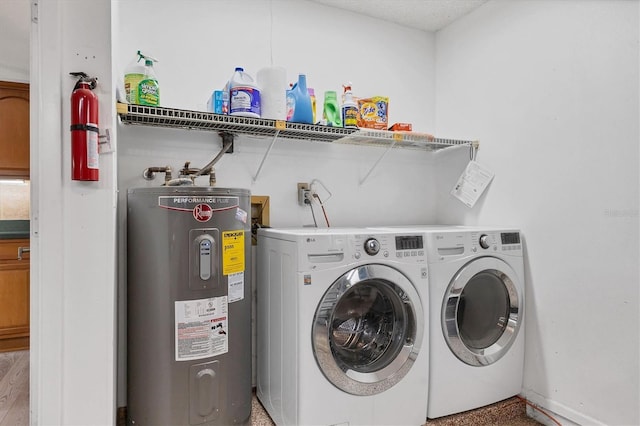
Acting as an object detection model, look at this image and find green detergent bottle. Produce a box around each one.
[125,51,160,106]
[323,91,342,127]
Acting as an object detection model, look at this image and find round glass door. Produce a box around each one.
[312,264,423,395]
[442,256,522,366]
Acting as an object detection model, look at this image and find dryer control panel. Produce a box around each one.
[470,230,522,255]
[426,229,523,261]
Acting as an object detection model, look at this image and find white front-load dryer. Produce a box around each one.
[423,227,525,418]
[256,228,429,426]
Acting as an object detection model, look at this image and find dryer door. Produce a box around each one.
[442,256,522,366]
[312,264,423,396]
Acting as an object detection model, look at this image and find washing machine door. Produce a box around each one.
[312,264,423,396]
[442,256,522,366]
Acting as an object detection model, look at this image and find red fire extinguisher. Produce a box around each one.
[70,72,99,181]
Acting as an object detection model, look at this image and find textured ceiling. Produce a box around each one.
[309,0,489,32]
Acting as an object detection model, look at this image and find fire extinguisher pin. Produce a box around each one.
[70,71,98,90]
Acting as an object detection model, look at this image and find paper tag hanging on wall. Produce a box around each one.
[450,160,495,208]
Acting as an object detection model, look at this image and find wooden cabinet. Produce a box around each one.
[0,239,30,352]
[0,81,30,178]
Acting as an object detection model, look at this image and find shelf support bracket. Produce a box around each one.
[359,138,398,186]
[220,132,234,153]
[252,130,280,182]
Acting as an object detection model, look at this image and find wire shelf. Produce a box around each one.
[117,103,356,142]
[335,130,473,151]
[116,103,475,150]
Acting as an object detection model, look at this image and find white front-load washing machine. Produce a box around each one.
[256,228,429,426]
[422,227,525,418]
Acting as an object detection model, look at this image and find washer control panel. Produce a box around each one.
[393,234,425,260]
[479,234,491,249]
[301,232,428,268]
[363,238,381,255]
[353,233,426,263]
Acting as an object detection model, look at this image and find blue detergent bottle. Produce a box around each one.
[288,74,313,124]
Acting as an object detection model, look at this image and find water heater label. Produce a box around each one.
[157,196,240,222]
[222,230,245,275]
[228,271,244,303]
[175,296,228,361]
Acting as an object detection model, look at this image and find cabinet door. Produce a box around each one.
[0,81,30,178]
[0,239,30,351]
[0,263,29,352]
[0,239,30,261]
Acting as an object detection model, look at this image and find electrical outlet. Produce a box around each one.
[297,182,310,206]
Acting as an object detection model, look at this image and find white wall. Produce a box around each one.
[435,1,639,425]
[31,0,117,424]
[0,0,29,83]
[114,0,443,230]
[114,0,436,132]
[114,0,449,408]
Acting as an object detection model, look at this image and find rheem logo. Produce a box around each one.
[193,203,213,222]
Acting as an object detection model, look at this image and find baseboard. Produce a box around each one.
[0,335,29,352]
[522,391,607,426]
[116,406,127,426]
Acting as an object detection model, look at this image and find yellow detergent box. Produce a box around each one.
[357,96,389,130]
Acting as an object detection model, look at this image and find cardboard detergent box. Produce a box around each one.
[357,96,389,130]
[389,122,412,131]
[207,90,228,114]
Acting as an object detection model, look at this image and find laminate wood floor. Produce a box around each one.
[0,350,29,426]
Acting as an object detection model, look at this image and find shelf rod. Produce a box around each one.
[252,130,280,182]
[359,137,398,186]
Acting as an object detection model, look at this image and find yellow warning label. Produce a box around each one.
[222,230,244,275]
